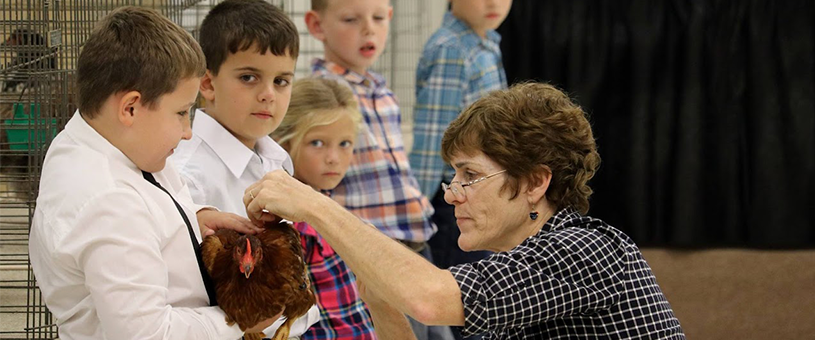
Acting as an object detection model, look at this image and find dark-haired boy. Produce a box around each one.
[171,0,320,338]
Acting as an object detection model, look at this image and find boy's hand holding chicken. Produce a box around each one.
[196,208,263,237]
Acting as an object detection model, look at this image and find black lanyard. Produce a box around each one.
[142,171,218,306]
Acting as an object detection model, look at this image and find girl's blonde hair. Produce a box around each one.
[272,77,362,159]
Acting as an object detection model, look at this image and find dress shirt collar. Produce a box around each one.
[65,111,140,175]
[311,58,386,88]
[192,109,288,178]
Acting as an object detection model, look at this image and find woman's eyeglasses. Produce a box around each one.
[441,170,507,201]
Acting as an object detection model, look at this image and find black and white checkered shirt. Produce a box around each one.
[449,208,685,339]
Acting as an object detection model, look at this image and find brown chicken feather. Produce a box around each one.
[201,221,316,340]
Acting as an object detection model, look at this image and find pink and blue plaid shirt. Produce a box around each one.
[311,59,436,243]
[295,222,377,340]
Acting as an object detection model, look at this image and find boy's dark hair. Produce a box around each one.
[77,7,205,119]
[199,0,299,75]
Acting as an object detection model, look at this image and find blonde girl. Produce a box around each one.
[273,78,361,192]
[271,77,374,340]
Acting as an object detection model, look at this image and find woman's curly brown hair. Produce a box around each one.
[441,82,600,214]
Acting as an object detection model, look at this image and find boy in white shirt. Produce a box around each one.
[171,0,320,337]
[28,7,273,340]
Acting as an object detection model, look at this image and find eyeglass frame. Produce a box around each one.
[441,169,508,200]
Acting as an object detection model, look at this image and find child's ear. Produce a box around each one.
[304,10,325,41]
[200,70,216,102]
[118,91,140,127]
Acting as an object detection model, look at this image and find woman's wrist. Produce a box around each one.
[304,193,350,227]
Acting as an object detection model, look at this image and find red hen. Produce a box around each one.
[201,221,315,340]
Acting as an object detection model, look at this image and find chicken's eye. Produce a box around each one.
[299,282,307,290]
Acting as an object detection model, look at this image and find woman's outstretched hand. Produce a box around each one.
[243,170,329,227]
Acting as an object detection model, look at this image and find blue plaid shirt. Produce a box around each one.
[409,12,508,198]
[312,59,436,243]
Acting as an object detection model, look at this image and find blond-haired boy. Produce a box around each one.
[28,7,273,340]
[409,3,512,340]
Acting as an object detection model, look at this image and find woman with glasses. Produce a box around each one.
[244,82,685,339]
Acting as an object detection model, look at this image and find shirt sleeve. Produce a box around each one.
[174,174,218,215]
[409,43,469,198]
[449,230,626,336]
[71,190,243,340]
[177,166,208,207]
[263,304,321,337]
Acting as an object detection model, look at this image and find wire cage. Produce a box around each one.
[0,1,221,339]
[0,0,435,338]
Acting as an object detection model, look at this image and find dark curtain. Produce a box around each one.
[498,0,814,248]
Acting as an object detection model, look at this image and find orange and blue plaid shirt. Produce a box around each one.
[295,222,377,340]
[311,59,436,242]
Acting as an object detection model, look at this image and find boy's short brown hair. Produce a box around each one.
[311,0,330,11]
[77,7,205,119]
[199,0,299,75]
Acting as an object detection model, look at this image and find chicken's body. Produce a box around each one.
[201,221,316,340]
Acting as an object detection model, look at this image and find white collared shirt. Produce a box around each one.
[171,109,320,337]
[171,109,293,216]
[28,112,244,340]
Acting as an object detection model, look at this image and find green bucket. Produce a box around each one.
[2,103,58,151]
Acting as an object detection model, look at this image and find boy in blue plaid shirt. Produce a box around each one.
[409,1,512,279]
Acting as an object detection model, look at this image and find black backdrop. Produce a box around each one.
[497,0,814,248]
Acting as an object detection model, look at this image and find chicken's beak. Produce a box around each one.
[243,264,253,279]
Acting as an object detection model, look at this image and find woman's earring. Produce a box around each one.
[529,211,539,220]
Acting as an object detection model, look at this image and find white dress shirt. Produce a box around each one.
[172,110,294,215]
[28,112,244,340]
[171,109,320,337]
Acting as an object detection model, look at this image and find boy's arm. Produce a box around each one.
[409,44,469,197]
[262,305,321,338]
[368,302,418,340]
[74,190,244,340]
[358,279,418,340]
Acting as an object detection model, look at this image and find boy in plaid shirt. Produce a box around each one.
[409,1,511,277]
